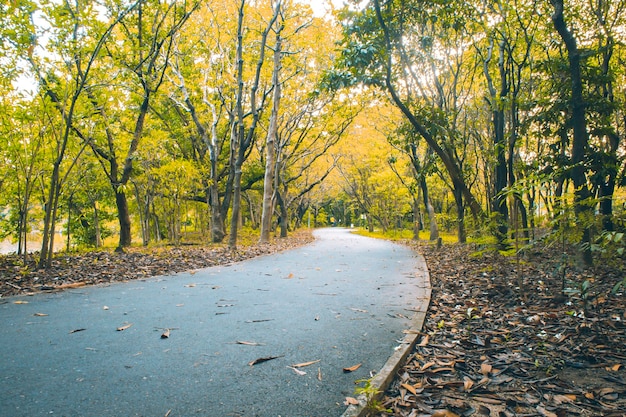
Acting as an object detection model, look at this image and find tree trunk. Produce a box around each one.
[420,176,439,241]
[260,24,283,243]
[115,190,132,251]
[551,0,593,265]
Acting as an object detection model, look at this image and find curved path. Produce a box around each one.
[0,228,430,417]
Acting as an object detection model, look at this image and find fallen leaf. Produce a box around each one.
[481,362,492,375]
[317,367,322,381]
[56,282,86,289]
[291,359,320,368]
[536,405,557,417]
[553,394,575,404]
[344,397,359,406]
[69,328,86,334]
[13,300,28,304]
[401,383,417,395]
[33,313,48,317]
[161,329,170,339]
[432,411,460,417]
[463,376,474,391]
[287,366,306,375]
[236,340,264,346]
[343,363,362,373]
[117,323,133,331]
[418,334,429,346]
[608,363,622,372]
[350,308,368,313]
[421,361,435,371]
[248,355,283,366]
[286,273,294,279]
[184,283,196,288]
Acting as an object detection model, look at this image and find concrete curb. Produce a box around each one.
[341,253,431,417]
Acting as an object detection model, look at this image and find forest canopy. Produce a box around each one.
[0,0,625,268]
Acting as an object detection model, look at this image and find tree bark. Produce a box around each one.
[551,0,593,265]
[260,19,283,243]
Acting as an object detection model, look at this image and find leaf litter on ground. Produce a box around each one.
[373,242,626,417]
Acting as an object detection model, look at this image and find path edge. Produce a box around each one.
[341,252,431,417]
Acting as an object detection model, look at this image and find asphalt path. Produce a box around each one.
[0,228,429,417]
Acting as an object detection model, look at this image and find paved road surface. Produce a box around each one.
[0,228,429,417]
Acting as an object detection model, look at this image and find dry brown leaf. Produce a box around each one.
[418,335,429,346]
[421,361,435,371]
[287,366,306,375]
[56,282,86,289]
[432,411,461,417]
[69,328,86,334]
[608,363,622,372]
[161,329,170,339]
[291,359,320,368]
[536,405,557,417]
[344,397,359,406]
[343,363,362,373]
[248,355,282,366]
[401,383,417,395]
[236,340,263,346]
[480,362,492,375]
[463,376,474,391]
[286,273,294,279]
[33,313,48,317]
[552,394,575,404]
[116,323,133,331]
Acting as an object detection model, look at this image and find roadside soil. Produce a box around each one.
[0,230,314,298]
[379,241,626,417]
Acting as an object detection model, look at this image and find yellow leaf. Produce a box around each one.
[116,323,133,331]
[13,300,28,304]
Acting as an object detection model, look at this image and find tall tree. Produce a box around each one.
[86,0,197,251]
[550,0,594,264]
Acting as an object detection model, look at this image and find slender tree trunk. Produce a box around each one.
[260,24,283,243]
[420,176,439,241]
[115,190,132,251]
[551,0,593,265]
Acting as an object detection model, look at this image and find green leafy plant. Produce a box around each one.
[354,378,391,413]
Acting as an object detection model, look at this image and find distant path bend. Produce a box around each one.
[0,227,430,417]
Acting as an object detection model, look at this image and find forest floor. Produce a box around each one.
[0,229,314,298]
[1,230,625,416]
[378,240,626,417]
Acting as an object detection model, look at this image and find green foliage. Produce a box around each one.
[354,378,391,413]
